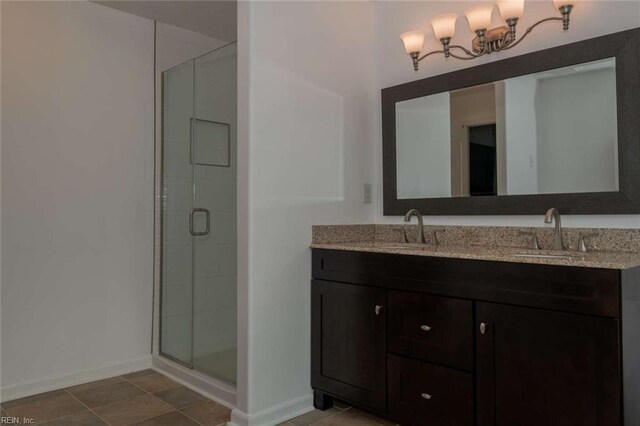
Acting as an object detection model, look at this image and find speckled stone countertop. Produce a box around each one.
[311,225,640,270]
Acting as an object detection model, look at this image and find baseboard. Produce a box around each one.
[0,355,152,403]
[151,355,236,408]
[229,394,314,426]
[229,409,250,426]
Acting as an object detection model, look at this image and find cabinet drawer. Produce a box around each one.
[388,290,473,371]
[388,354,473,426]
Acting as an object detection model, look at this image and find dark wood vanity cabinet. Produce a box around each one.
[476,302,621,426]
[311,280,387,412]
[311,249,638,425]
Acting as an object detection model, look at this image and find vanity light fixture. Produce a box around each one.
[401,0,575,71]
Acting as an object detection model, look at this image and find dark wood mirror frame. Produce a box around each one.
[382,28,640,215]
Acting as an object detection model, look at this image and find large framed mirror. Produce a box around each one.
[382,28,640,215]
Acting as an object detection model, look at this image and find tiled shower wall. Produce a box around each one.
[192,48,238,362]
[154,22,236,372]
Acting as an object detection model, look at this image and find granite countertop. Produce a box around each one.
[310,241,640,270]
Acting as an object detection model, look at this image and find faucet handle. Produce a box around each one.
[403,229,410,243]
[577,232,599,253]
[432,228,446,246]
[518,231,540,250]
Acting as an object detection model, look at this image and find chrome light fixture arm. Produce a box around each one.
[405,2,574,70]
[449,44,483,58]
[413,49,446,70]
[497,15,565,52]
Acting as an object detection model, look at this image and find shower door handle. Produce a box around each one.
[189,208,210,236]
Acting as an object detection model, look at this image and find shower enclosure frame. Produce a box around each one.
[154,42,238,401]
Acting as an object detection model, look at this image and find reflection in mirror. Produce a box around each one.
[396,58,618,199]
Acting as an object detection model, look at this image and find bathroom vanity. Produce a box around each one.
[309,27,640,426]
[310,230,640,426]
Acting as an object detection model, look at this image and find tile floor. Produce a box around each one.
[0,369,231,425]
[279,400,398,426]
[2,370,396,426]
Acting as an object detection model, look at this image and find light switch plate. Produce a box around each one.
[363,183,372,204]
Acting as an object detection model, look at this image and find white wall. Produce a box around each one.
[536,67,618,194]
[237,0,375,421]
[504,76,539,195]
[396,94,451,198]
[373,0,640,228]
[156,23,228,72]
[1,1,154,398]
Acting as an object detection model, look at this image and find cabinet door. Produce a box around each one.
[311,280,386,411]
[476,302,620,426]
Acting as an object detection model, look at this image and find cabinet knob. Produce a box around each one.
[420,325,432,331]
[421,393,432,400]
[375,305,384,316]
[480,322,488,335]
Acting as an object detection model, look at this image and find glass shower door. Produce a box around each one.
[161,60,195,368]
[160,43,237,385]
[191,44,237,385]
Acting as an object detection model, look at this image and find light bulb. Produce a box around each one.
[497,0,525,20]
[400,31,425,54]
[553,0,575,10]
[465,4,494,32]
[431,13,458,40]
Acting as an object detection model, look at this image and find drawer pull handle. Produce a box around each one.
[421,393,432,400]
[375,305,384,316]
[480,322,488,335]
[420,325,432,331]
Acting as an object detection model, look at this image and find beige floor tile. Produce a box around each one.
[93,394,173,426]
[2,371,240,426]
[334,400,351,410]
[3,390,86,424]
[179,400,231,426]
[153,387,206,409]
[127,373,181,393]
[39,410,107,425]
[312,409,383,426]
[288,408,341,425]
[1,390,68,410]
[132,410,199,426]
[348,408,398,426]
[66,377,126,394]
[68,381,145,408]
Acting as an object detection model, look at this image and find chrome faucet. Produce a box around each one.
[544,208,564,250]
[404,209,426,244]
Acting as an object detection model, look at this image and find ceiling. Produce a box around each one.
[95,1,236,42]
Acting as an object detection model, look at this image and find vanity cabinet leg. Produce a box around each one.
[313,390,334,410]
